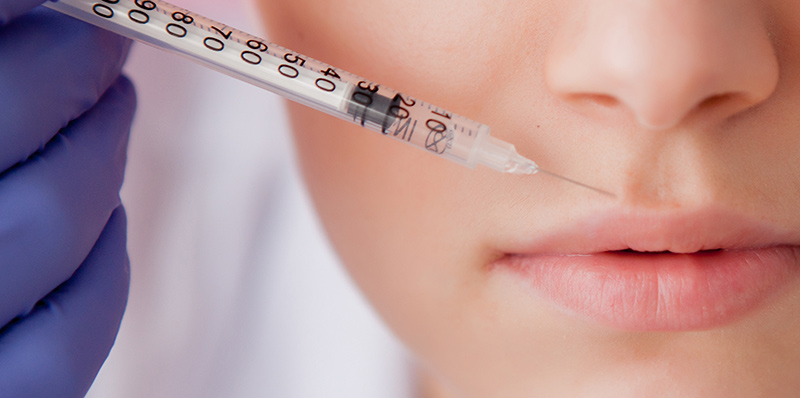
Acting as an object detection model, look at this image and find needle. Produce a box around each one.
[536,169,617,198]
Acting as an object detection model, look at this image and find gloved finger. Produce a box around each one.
[0,6,131,171]
[0,0,45,24]
[0,206,130,398]
[0,76,135,327]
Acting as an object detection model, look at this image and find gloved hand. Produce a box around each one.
[0,2,135,397]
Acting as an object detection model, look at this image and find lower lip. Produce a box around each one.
[494,247,800,331]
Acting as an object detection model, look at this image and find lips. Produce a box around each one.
[491,208,800,331]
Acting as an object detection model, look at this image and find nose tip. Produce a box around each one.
[544,1,779,130]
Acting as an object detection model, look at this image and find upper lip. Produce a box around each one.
[508,206,797,255]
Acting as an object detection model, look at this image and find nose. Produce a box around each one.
[544,0,779,130]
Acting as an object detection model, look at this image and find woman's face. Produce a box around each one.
[257,1,800,396]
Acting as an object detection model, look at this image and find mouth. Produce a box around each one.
[491,208,800,331]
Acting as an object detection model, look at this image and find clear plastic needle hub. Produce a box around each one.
[475,135,615,197]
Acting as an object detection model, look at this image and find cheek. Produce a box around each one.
[259,0,557,117]
[286,100,495,311]
[285,102,478,359]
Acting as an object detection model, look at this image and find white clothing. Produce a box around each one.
[86,1,412,396]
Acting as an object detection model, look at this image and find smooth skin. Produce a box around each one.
[257,1,800,397]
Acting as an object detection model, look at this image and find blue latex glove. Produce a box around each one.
[0,2,135,396]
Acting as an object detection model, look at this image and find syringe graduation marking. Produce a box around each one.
[48,0,488,160]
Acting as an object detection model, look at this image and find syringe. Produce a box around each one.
[43,0,614,197]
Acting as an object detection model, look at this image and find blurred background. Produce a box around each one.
[85,0,412,396]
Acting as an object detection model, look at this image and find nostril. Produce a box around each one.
[585,94,619,108]
[695,93,734,113]
[565,93,621,109]
[683,92,756,125]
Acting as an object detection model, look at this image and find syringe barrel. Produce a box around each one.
[342,84,491,169]
[44,0,492,170]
